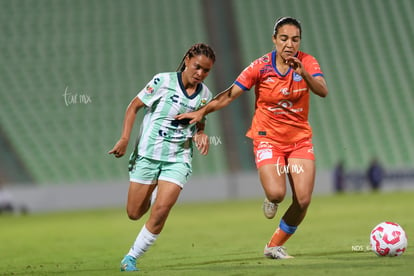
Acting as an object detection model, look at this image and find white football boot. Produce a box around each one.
[264,245,294,259]
[262,198,278,219]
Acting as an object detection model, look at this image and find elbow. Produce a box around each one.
[317,87,329,98]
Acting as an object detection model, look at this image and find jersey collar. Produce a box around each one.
[271,50,298,77]
[177,72,202,99]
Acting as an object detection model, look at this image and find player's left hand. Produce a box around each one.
[193,131,209,155]
[285,56,304,75]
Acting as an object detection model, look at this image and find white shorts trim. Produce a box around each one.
[129,178,156,185]
[158,176,184,189]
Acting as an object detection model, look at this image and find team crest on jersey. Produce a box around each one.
[200,98,207,106]
[145,85,155,94]
[293,72,302,82]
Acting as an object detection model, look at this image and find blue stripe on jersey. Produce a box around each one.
[234,81,249,91]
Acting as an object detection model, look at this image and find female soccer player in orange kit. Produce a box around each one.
[176,17,328,259]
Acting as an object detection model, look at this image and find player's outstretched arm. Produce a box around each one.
[108,97,145,158]
[176,84,244,124]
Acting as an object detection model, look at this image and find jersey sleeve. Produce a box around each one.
[137,73,164,107]
[234,60,261,91]
[302,54,324,77]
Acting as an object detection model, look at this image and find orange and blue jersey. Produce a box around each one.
[235,50,324,144]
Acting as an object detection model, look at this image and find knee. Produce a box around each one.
[267,192,285,204]
[127,210,142,221]
[126,206,148,221]
[151,204,172,219]
[294,196,311,211]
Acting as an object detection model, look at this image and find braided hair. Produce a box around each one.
[176,43,216,72]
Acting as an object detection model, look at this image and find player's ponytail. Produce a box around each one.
[176,43,216,72]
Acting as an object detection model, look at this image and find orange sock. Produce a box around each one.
[268,219,298,247]
[268,227,293,247]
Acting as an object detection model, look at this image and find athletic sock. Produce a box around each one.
[127,225,159,259]
[268,219,297,247]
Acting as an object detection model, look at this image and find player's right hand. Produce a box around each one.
[108,138,129,158]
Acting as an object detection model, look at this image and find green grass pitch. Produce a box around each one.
[1,191,412,275]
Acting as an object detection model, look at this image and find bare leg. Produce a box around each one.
[126,180,181,260]
[126,182,157,220]
[265,158,315,250]
[258,163,287,204]
[282,158,316,226]
[145,180,182,234]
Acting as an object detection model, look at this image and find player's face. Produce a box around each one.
[272,24,301,61]
[183,55,213,87]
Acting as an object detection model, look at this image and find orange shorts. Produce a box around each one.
[253,139,315,168]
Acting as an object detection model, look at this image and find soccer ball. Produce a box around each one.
[370,221,408,257]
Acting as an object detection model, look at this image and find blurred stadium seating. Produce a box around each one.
[0,0,413,186]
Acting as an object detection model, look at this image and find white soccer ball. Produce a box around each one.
[370,221,408,257]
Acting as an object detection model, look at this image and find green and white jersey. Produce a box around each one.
[136,72,212,164]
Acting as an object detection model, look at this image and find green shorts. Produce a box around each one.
[129,154,192,188]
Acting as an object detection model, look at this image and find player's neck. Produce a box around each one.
[181,75,198,95]
[276,58,290,75]
[185,85,197,95]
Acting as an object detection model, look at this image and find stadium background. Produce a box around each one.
[1,0,413,212]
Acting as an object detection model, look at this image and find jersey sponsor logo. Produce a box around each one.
[257,148,272,162]
[170,94,179,103]
[261,55,270,63]
[158,129,168,137]
[277,100,293,109]
[146,77,161,94]
[257,141,272,149]
[158,128,186,140]
[280,87,290,96]
[169,94,198,110]
[256,142,273,162]
[268,100,303,114]
[292,88,308,93]
[312,62,321,70]
[259,65,273,75]
[293,72,302,82]
[153,77,161,85]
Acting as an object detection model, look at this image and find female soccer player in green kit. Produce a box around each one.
[109,43,216,271]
